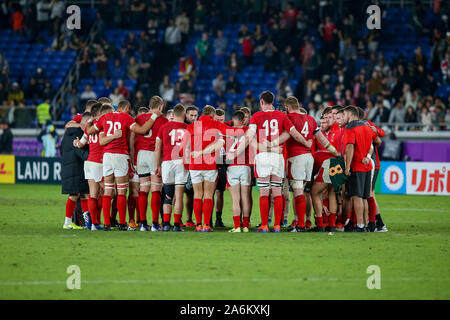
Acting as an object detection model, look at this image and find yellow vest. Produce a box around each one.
[37,103,51,125]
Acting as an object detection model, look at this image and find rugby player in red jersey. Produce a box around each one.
[86,100,161,230]
[73,103,106,230]
[228,91,312,233]
[134,96,168,232]
[183,106,199,228]
[224,111,252,232]
[180,105,234,232]
[154,104,188,232]
[280,97,338,232]
[342,106,378,232]
[362,112,388,232]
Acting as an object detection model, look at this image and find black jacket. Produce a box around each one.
[60,127,89,195]
[0,128,13,154]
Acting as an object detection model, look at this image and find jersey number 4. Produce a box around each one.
[106,121,122,136]
[301,122,309,138]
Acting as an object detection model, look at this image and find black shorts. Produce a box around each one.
[304,181,312,193]
[250,166,256,187]
[372,169,379,191]
[345,171,371,199]
[216,165,227,192]
[185,173,193,192]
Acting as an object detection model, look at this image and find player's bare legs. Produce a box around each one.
[229,184,242,231]
[192,182,204,229]
[87,179,101,226]
[241,185,251,229]
[138,176,151,228]
[202,180,217,230]
[214,189,224,226]
[173,185,185,229]
[256,176,271,231]
[305,192,312,228]
[115,175,129,229]
[311,182,328,230]
[150,174,163,228]
[352,196,364,227]
[102,174,115,228]
[63,193,83,229]
[128,180,139,229]
[290,179,307,232]
[327,186,338,230]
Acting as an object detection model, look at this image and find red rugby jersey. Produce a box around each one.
[286,112,318,158]
[249,110,294,154]
[81,119,103,163]
[94,112,136,155]
[157,121,187,162]
[343,120,377,172]
[135,113,168,153]
[224,126,250,166]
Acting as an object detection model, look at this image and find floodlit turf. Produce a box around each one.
[0,184,449,300]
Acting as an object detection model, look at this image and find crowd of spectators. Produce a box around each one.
[161,0,450,131]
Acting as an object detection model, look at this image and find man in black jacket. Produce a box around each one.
[61,112,90,230]
[0,118,13,154]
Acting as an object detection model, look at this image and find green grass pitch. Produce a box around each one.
[0,184,449,300]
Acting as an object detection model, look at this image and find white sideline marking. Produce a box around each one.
[0,277,448,286]
[383,208,448,212]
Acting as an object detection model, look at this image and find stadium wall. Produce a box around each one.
[1,156,449,196]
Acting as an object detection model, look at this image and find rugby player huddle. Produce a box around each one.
[62,90,387,233]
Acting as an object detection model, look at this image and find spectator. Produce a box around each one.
[318,16,337,54]
[38,120,57,157]
[242,35,254,66]
[420,106,432,131]
[42,81,55,100]
[100,80,114,98]
[280,45,295,78]
[34,66,47,88]
[93,46,109,79]
[227,50,241,73]
[441,51,449,84]
[276,76,293,102]
[109,87,125,105]
[369,101,390,123]
[65,88,79,108]
[50,0,65,37]
[80,84,98,102]
[117,79,130,99]
[412,46,427,70]
[389,102,406,123]
[445,108,450,128]
[263,39,278,72]
[159,75,174,103]
[37,99,52,126]
[51,33,68,51]
[411,0,426,34]
[175,11,190,45]
[110,59,125,79]
[0,82,8,104]
[68,33,82,51]
[131,90,147,110]
[195,32,210,64]
[126,56,139,79]
[129,0,146,29]
[78,48,92,79]
[252,24,266,53]
[122,32,138,57]
[367,71,382,99]
[0,118,13,154]
[178,56,196,79]
[226,75,241,94]
[213,29,228,66]
[212,73,226,95]
[242,90,258,114]
[283,1,299,30]
[36,0,52,33]
[193,1,206,31]
[165,19,182,61]
[404,105,418,130]
[7,82,24,105]
[11,4,24,35]
[356,40,367,59]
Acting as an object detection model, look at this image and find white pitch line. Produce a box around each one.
[383,208,449,212]
[0,277,448,286]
